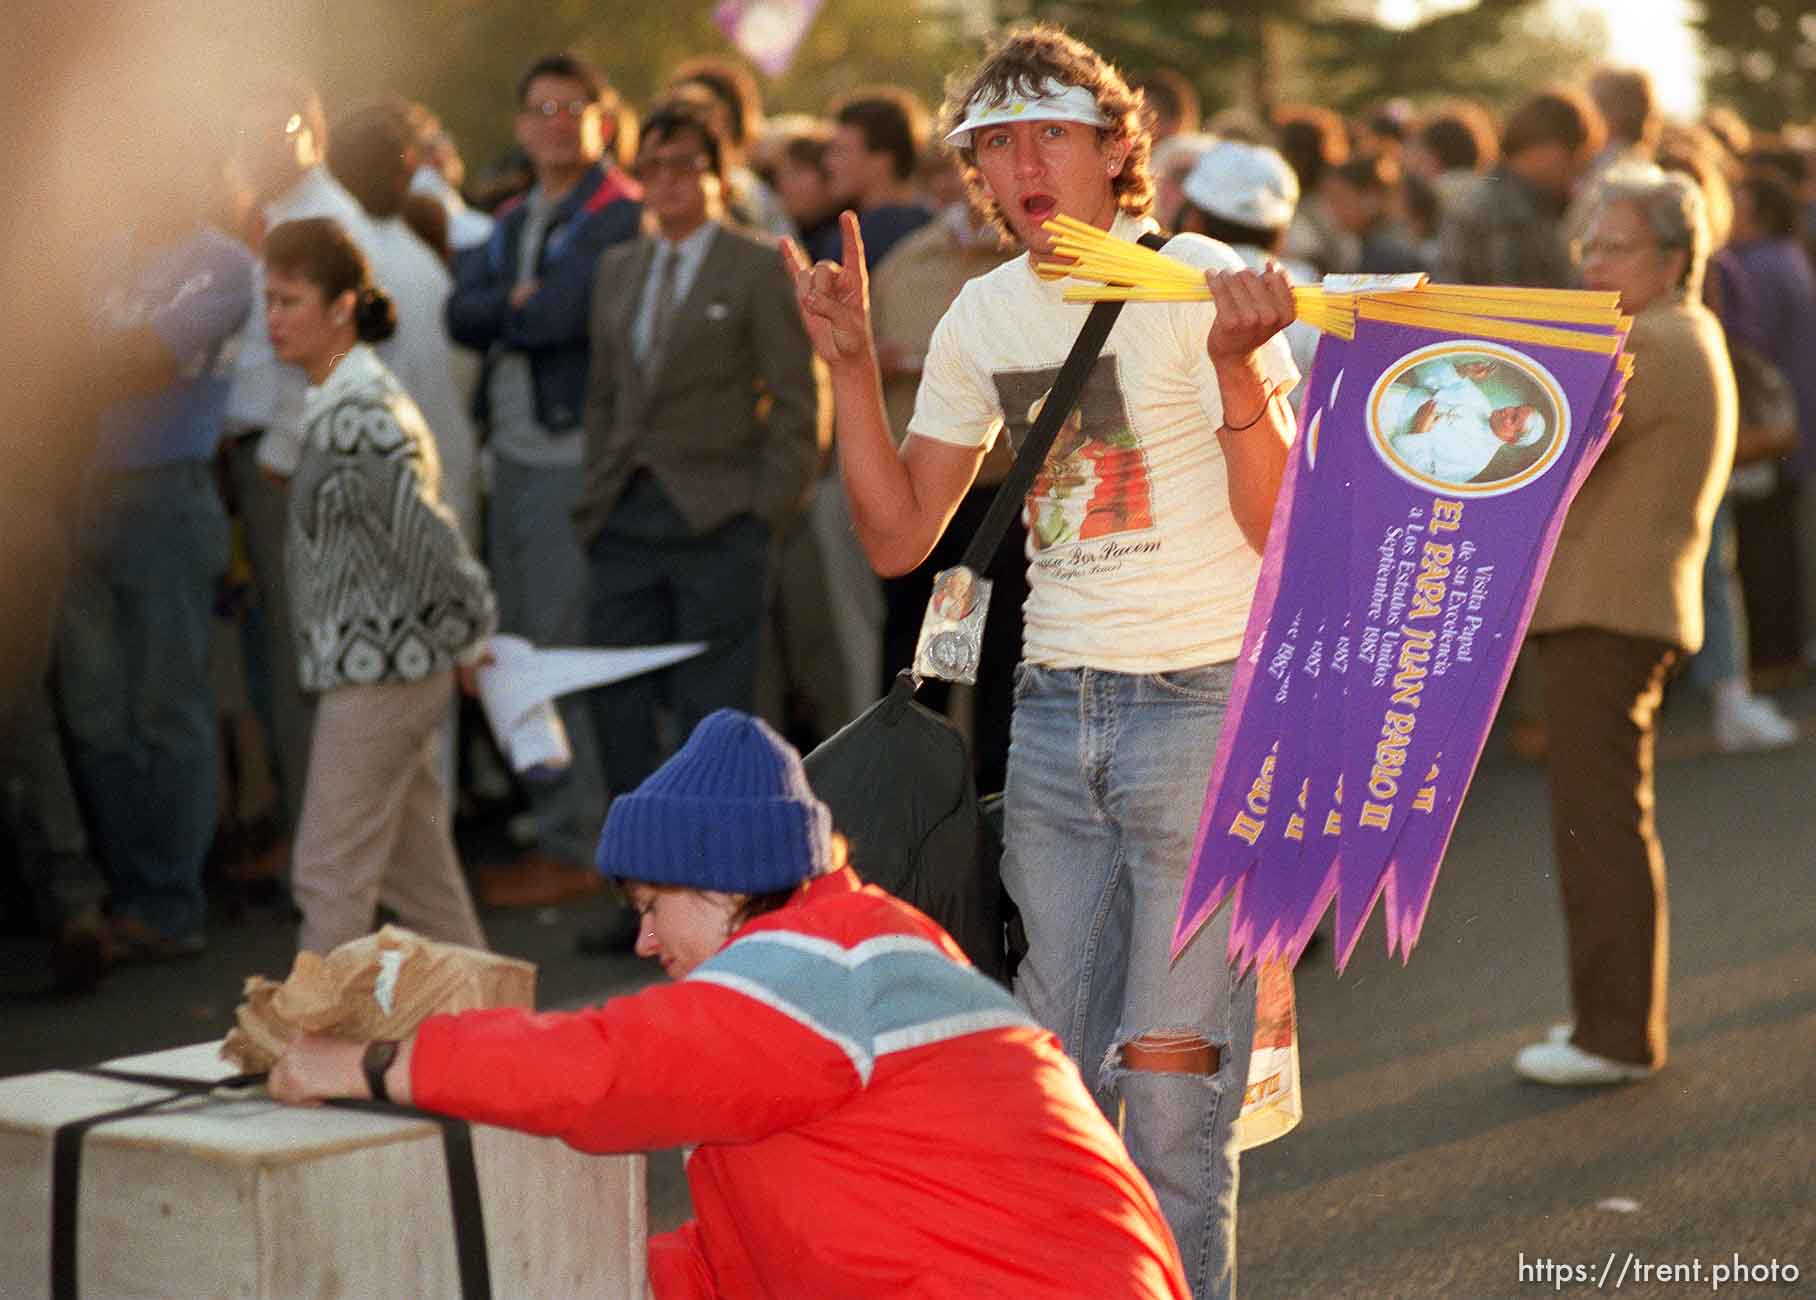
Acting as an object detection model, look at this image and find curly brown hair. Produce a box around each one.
[940,24,1153,239]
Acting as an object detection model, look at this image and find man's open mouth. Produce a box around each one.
[1021,193,1057,219]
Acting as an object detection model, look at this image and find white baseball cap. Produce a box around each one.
[944,79,1113,150]
[1180,140,1300,231]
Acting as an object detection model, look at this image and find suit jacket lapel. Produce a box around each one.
[618,239,656,410]
[649,227,731,389]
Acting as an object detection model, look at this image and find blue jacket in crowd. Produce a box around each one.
[446,161,642,433]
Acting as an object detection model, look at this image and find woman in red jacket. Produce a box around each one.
[272,709,1189,1299]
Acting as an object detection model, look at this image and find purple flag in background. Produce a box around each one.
[714,0,824,76]
[1176,299,1629,970]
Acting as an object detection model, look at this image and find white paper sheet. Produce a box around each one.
[476,635,706,774]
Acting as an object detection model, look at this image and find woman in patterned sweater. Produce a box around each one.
[265,217,496,954]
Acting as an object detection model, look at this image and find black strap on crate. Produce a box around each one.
[50,1068,491,1300]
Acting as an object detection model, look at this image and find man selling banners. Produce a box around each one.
[784,23,1301,1300]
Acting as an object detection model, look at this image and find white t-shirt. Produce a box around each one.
[909,213,1299,672]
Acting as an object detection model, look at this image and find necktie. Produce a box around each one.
[644,247,679,378]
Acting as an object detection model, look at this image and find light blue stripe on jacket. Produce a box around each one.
[690,931,1032,1084]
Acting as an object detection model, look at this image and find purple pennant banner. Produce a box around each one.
[1240,357,1359,968]
[1177,341,1345,958]
[1262,363,1362,968]
[1176,306,1627,969]
[1331,325,1613,965]
[1379,348,1629,955]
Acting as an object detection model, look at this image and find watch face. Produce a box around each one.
[363,1039,399,1101]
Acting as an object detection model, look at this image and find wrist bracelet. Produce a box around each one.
[1223,386,1277,432]
[362,1039,400,1103]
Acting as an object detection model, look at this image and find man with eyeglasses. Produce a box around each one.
[447,52,641,916]
[1434,86,1606,289]
[575,100,826,829]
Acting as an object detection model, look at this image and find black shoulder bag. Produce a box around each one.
[804,234,1167,983]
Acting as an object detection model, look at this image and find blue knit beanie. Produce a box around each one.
[596,709,833,893]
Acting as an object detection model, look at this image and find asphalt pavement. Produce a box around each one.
[2,682,1811,1299]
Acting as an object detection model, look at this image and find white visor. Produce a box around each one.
[944,79,1113,149]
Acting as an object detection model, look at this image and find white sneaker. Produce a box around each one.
[1714,693,1798,753]
[1546,1022,1573,1044]
[1514,1040,1654,1086]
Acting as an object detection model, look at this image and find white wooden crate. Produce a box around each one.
[0,1042,646,1299]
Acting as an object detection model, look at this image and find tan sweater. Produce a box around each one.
[1530,298,1735,652]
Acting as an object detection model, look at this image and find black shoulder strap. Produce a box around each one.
[955,229,1171,578]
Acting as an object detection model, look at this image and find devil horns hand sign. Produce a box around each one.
[781,210,875,367]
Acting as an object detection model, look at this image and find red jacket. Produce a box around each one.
[412,868,1188,1299]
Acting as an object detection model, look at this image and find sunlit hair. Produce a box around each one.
[670,55,764,149]
[1699,106,1751,163]
[328,98,414,220]
[1736,173,1800,240]
[1414,100,1499,173]
[516,51,616,113]
[1595,169,1710,299]
[1588,66,1659,149]
[264,218,397,344]
[1501,87,1606,165]
[1329,151,1401,195]
[830,86,930,183]
[941,24,1153,238]
[1273,104,1349,188]
[1130,67,1200,137]
[781,129,831,173]
[640,99,729,186]
[1656,122,1734,248]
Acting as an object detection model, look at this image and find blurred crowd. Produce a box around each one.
[4,45,1812,998]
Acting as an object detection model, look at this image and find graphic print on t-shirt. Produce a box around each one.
[993,355,1156,559]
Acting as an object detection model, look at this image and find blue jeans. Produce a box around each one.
[1687,496,1744,687]
[1002,663,1256,1300]
[56,462,228,939]
[487,453,609,864]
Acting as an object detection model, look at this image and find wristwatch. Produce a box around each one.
[362,1039,400,1103]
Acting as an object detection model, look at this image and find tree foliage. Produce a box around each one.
[296,0,975,173]
[280,0,1626,173]
[1009,0,1599,120]
[1695,1,1816,129]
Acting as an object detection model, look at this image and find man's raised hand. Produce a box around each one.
[1204,262,1297,364]
[781,209,874,366]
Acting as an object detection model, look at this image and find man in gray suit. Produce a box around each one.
[577,100,828,797]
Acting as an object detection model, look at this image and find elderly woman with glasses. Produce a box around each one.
[1516,169,1734,1086]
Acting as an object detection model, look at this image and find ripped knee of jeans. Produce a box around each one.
[1107,1027,1224,1078]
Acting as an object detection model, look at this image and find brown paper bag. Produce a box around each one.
[222,926,536,1071]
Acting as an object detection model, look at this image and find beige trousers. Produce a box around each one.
[293,672,486,954]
